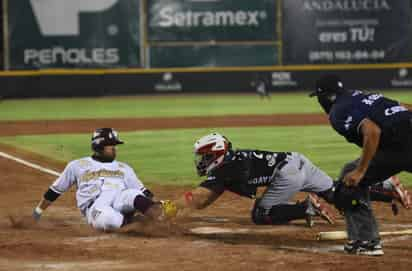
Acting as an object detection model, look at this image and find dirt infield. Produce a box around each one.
[1,114,412,271]
[0,113,328,136]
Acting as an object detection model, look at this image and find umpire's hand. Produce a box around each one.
[343,169,364,187]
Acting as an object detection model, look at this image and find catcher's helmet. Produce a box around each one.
[194,132,231,176]
[309,74,346,113]
[91,128,124,152]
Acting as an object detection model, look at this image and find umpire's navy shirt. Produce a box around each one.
[329,90,411,149]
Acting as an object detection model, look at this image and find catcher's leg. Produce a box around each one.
[297,153,336,224]
[252,153,333,226]
[252,154,305,225]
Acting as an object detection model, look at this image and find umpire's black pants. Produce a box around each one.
[341,117,412,241]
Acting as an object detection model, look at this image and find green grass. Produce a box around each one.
[1,91,411,121]
[1,91,412,186]
[5,126,410,186]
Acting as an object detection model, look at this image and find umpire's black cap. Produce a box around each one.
[309,74,344,97]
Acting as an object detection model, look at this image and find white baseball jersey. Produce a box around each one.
[50,157,146,215]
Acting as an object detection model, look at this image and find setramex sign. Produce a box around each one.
[155,7,268,28]
[148,0,277,42]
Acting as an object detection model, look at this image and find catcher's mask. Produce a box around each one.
[194,133,231,176]
[309,74,346,114]
[91,128,124,153]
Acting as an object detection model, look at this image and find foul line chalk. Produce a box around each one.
[0,151,60,177]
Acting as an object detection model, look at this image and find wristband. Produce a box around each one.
[33,206,43,222]
[184,191,193,205]
[35,206,43,215]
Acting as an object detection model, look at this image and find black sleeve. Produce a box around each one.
[44,188,61,202]
[199,176,225,195]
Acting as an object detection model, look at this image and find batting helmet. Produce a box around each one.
[91,128,124,152]
[309,74,347,113]
[194,133,231,176]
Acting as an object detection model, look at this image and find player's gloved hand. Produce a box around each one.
[32,207,43,222]
[160,200,178,219]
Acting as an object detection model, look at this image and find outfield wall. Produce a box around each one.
[2,64,412,98]
[2,0,412,97]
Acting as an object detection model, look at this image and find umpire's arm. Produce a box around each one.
[344,118,381,186]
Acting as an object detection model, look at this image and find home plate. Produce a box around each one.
[190,227,250,234]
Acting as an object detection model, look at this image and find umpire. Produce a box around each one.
[309,74,412,256]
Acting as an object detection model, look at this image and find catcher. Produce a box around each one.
[32,128,177,231]
[174,133,410,227]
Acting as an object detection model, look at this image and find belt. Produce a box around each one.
[276,152,293,170]
[276,159,288,171]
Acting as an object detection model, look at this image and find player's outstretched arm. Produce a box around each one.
[32,198,53,221]
[32,187,62,222]
[175,187,223,211]
[344,118,381,187]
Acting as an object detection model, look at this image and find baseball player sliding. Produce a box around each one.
[32,128,177,231]
[174,133,410,228]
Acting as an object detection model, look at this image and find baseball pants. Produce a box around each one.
[86,188,144,231]
[340,119,412,241]
[258,152,333,209]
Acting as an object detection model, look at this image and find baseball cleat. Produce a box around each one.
[305,213,315,228]
[343,240,360,254]
[344,240,384,256]
[305,193,335,226]
[390,176,411,209]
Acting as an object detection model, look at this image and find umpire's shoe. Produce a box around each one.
[304,194,335,227]
[344,240,384,256]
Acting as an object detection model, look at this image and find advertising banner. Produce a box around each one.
[8,0,141,69]
[4,67,412,98]
[148,0,277,42]
[1,1,3,70]
[283,0,412,64]
[150,45,278,67]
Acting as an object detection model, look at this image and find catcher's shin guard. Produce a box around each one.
[251,199,307,225]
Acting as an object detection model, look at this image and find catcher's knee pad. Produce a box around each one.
[251,206,272,225]
[89,206,124,231]
[251,199,271,225]
[251,199,307,225]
